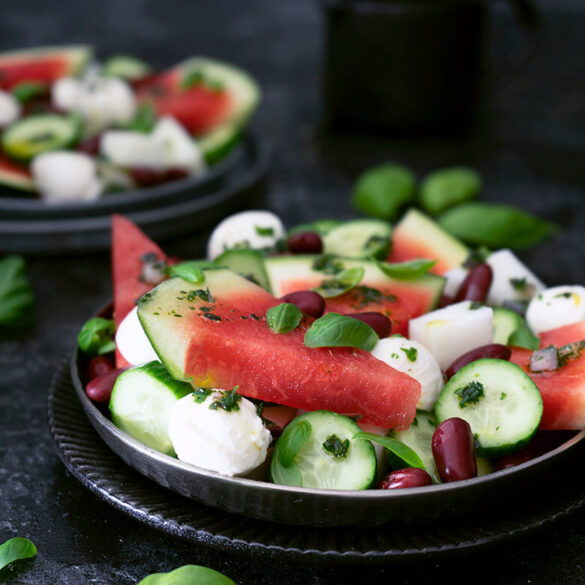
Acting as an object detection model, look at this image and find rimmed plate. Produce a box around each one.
[68,326,585,527]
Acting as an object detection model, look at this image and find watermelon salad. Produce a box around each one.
[77,209,583,491]
[0,46,259,202]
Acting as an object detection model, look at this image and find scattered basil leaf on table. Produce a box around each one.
[313,267,365,298]
[167,262,205,284]
[352,163,416,220]
[304,313,379,351]
[11,82,47,103]
[353,432,425,469]
[277,419,312,468]
[0,255,35,329]
[419,167,481,215]
[0,537,37,572]
[266,303,303,334]
[508,325,540,350]
[378,259,437,279]
[136,564,235,585]
[77,317,116,355]
[438,203,557,249]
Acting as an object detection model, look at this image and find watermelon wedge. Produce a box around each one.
[264,256,444,336]
[138,269,421,429]
[388,208,469,275]
[510,322,585,430]
[0,45,92,90]
[111,215,167,367]
[0,151,34,191]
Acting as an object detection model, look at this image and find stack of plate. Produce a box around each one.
[0,132,269,253]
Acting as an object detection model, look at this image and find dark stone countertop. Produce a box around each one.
[2,0,585,583]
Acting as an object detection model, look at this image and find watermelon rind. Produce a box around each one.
[0,156,34,191]
[0,45,93,77]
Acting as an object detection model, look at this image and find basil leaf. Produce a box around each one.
[168,262,205,284]
[277,419,312,468]
[353,431,425,469]
[266,303,303,334]
[304,313,379,351]
[127,102,157,133]
[137,564,235,585]
[508,325,540,350]
[0,256,35,329]
[419,167,481,215]
[313,267,365,298]
[352,163,416,220]
[378,259,437,279]
[0,537,37,571]
[77,317,116,356]
[438,203,557,249]
[11,82,47,103]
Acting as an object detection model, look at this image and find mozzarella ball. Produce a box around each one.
[52,77,83,111]
[0,90,21,127]
[31,151,103,203]
[207,210,285,260]
[371,337,444,411]
[115,306,160,366]
[169,391,271,476]
[526,285,585,334]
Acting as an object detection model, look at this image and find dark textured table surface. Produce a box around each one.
[2,0,585,583]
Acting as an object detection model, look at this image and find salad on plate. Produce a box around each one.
[0,45,259,203]
[76,205,585,492]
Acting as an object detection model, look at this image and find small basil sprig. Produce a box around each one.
[353,432,425,469]
[378,259,436,279]
[77,317,116,356]
[508,325,540,350]
[352,163,416,220]
[0,255,35,329]
[167,262,205,284]
[419,167,481,215]
[0,537,37,572]
[266,303,303,334]
[304,313,379,351]
[313,267,365,298]
[438,203,556,250]
[137,564,235,585]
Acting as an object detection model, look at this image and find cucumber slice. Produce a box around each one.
[214,248,270,290]
[2,114,80,161]
[287,219,341,237]
[492,307,524,345]
[109,361,193,455]
[102,55,151,79]
[322,219,392,259]
[270,410,376,490]
[390,411,440,483]
[434,358,543,457]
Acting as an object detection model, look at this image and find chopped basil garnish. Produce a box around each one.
[168,262,205,285]
[400,346,418,362]
[304,312,379,351]
[187,288,214,303]
[469,301,483,310]
[464,246,491,268]
[266,303,303,334]
[454,381,485,408]
[378,258,437,279]
[322,434,350,459]
[0,255,35,330]
[353,431,425,469]
[255,225,275,237]
[510,277,527,291]
[313,267,365,298]
[136,564,235,585]
[192,388,212,403]
[0,537,37,572]
[311,254,343,275]
[277,419,312,468]
[209,387,241,412]
[77,317,116,356]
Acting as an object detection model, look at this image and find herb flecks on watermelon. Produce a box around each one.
[138,269,421,430]
[510,321,585,430]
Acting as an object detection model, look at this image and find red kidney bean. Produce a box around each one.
[445,344,511,379]
[454,263,493,303]
[345,312,392,338]
[129,167,166,187]
[432,417,477,482]
[280,290,325,318]
[379,468,433,490]
[438,294,454,308]
[287,231,323,254]
[163,168,188,182]
[87,355,115,381]
[86,367,128,404]
[77,134,102,156]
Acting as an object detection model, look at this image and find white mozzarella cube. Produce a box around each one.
[101,131,165,170]
[371,337,444,411]
[443,266,468,298]
[115,306,160,366]
[206,210,285,260]
[408,301,493,370]
[486,249,545,306]
[526,285,585,334]
[152,116,206,174]
[0,90,21,127]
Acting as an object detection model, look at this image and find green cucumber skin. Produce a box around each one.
[270,410,377,491]
[492,307,524,345]
[322,219,393,260]
[434,358,543,458]
[214,249,270,291]
[287,219,341,237]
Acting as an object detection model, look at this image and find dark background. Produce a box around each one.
[2,0,585,583]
